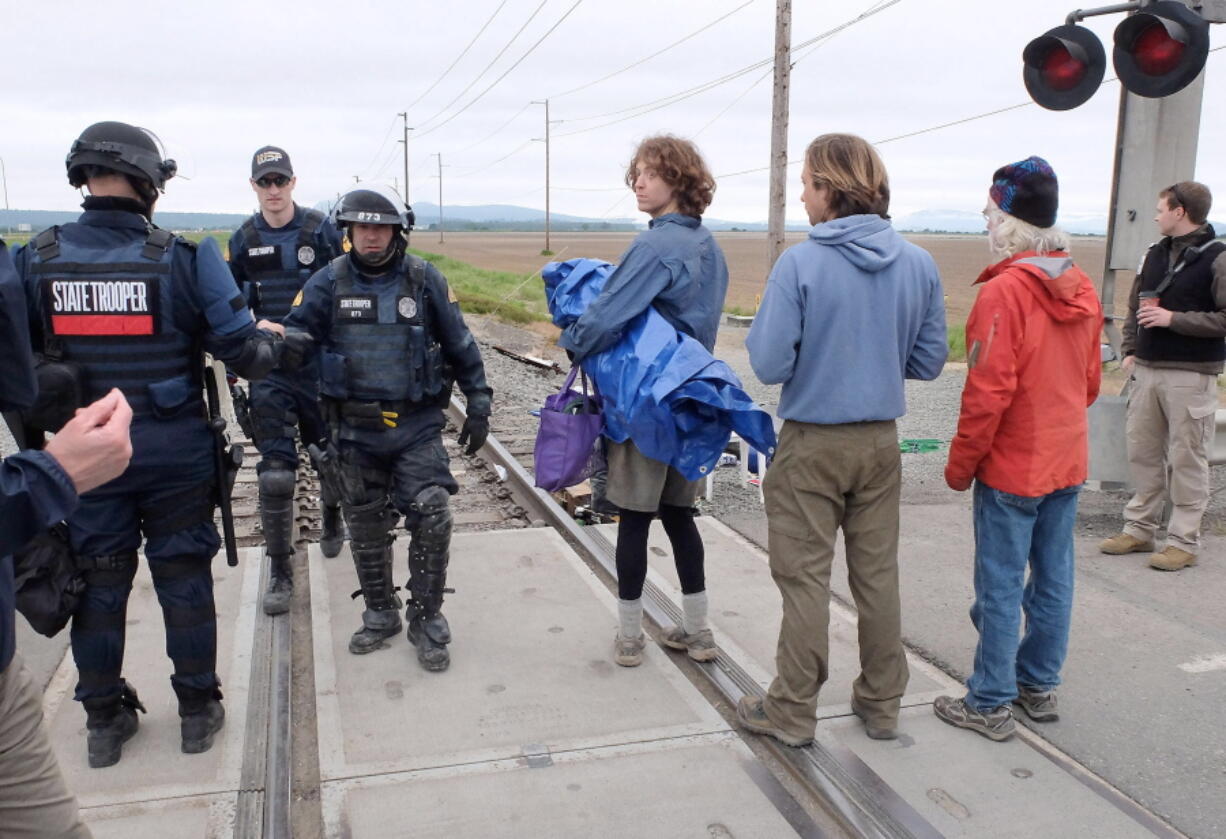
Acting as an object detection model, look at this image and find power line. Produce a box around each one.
[405,0,510,112]
[553,0,901,138]
[450,140,535,179]
[356,114,401,180]
[453,101,534,154]
[548,0,757,99]
[413,0,550,133]
[414,0,586,140]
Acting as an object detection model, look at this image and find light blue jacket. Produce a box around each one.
[746,215,947,424]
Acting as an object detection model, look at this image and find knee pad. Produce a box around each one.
[257,460,297,500]
[410,486,452,545]
[346,497,397,548]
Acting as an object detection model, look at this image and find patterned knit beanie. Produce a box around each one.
[989,156,1058,229]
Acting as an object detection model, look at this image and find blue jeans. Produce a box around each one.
[965,480,1080,711]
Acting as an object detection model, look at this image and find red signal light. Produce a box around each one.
[1131,23,1185,76]
[1043,44,1088,91]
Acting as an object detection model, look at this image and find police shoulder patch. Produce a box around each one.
[292,289,304,308]
[447,284,458,304]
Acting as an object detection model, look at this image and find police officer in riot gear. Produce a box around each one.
[283,186,490,671]
[12,121,284,768]
[228,146,345,616]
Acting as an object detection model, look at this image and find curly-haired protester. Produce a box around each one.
[740,133,947,745]
[934,156,1102,741]
[558,136,729,668]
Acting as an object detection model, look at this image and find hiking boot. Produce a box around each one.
[349,608,403,654]
[933,695,1015,741]
[84,682,146,769]
[851,697,898,740]
[735,695,813,747]
[613,633,645,667]
[1013,686,1059,722]
[262,554,293,616]
[180,698,225,754]
[1149,546,1197,571]
[1098,532,1153,555]
[320,504,346,558]
[407,609,451,672]
[661,626,718,662]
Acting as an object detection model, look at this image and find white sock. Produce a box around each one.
[617,598,643,640]
[682,591,709,635]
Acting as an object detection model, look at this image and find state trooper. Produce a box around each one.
[12,121,285,768]
[283,187,491,671]
[227,146,346,615]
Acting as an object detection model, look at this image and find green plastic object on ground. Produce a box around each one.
[900,438,943,453]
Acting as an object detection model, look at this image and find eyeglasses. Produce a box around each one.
[255,175,290,189]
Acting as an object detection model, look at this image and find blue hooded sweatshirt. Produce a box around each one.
[746,214,947,424]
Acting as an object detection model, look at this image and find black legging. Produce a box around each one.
[616,505,705,601]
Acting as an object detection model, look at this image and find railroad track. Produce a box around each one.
[225,391,933,838]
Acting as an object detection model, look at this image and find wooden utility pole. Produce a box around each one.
[435,153,445,244]
[766,0,792,276]
[531,99,553,253]
[398,112,412,204]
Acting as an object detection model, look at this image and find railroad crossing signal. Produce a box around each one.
[1023,1,1213,110]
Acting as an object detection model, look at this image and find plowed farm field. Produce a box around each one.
[414,230,1122,327]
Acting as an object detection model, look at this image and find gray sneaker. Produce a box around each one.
[1013,686,1059,722]
[661,626,718,662]
[933,695,1016,741]
[613,634,645,667]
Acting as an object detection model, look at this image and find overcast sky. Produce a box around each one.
[2,0,1223,224]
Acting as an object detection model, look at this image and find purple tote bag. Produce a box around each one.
[534,365,603,492]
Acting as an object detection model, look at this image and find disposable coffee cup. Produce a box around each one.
[1138,291,1160,309]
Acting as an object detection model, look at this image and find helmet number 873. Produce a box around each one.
[355,212,383,222]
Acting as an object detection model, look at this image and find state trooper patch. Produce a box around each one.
[397,296,418,320]
[43,276,158,336]
[297,245,315,266]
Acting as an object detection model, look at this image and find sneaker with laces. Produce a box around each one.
[735,696,813,747]
[660,626,718,662]
[1013,686,1059,722]
[933,695,1015,741]
[1148,545,1197,571]
[1098,532,1154,555]
[613,633,645,667]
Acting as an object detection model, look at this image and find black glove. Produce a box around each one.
[457,414,489,456]
[280,330,315,373]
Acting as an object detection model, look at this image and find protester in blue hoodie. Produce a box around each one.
[559,135,729,669]
[739,133,947,747]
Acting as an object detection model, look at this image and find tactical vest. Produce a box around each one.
[321,254,447,403]
[29,225,198,418]
[236,209,327,319]
[1136,237,1226,364]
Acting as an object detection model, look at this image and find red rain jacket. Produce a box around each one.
[945,251,1102,496]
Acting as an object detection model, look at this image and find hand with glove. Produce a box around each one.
[457,414,489,456]
[279,330,315,374]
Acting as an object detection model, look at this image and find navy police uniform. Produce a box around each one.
[14,197,281,765]
[284,243,491,670]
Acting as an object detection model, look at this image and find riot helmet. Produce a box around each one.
[66,121,177,191]
[332,186,414,232]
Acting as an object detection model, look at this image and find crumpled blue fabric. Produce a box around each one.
[544,258,777,480]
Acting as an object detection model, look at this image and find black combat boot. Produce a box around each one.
[262,554,293,616]
[83,681,146,769]
[347,499,402,654]
[406,601,451,672]
[177,685,225,754]
[320,503,345,558]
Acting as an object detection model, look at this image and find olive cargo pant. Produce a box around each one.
[0,652,92,838]
[761,420,909,740]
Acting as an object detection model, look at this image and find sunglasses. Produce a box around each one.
[255,174,291,189]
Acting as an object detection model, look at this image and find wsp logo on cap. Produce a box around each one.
[255,151,284,165]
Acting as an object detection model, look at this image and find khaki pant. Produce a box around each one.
[1124,364,1218,554]
[0,652,92,839]
[761,420,908,740]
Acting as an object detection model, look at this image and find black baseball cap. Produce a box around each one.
[251,145,293,179]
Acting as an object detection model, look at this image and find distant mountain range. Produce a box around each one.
[3,204,1223,237]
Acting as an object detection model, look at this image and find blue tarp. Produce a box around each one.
[544,258,777,481]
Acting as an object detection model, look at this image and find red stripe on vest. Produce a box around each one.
[51,314,155,335]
